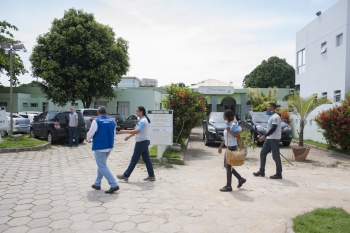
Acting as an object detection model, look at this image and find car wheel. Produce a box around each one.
[204,133,211,146]
[79,138,85,143]
[29,129,36,138]
[282,141,291,146]
[47,132,54,144]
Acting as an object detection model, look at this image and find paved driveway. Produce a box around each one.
[0,127,350,233]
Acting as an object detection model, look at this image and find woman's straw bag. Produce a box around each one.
[225,131,245,166]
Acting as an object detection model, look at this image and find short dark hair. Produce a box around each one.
[268,103,277,110]
[97,106,107,114]
[224,110,235,122]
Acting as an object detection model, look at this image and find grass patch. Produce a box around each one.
[0,135,47,149]
[294,138,350,156]
[293,207,350,233]
[149,145,157,158]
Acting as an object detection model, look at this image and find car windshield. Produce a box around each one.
[252,113,270,123]
[209,113,226,123]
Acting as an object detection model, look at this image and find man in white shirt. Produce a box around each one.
[68,106,79,147]
[253,103,283,179]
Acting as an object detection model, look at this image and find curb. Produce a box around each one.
[285,219,295,233]
[292,140,350,159]
[0,142,51,153]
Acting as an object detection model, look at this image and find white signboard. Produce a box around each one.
[148,110,173,146]
[0,109,9,131]
[198,86,234,95]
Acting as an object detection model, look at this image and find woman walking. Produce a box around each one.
[117,106,155,182]
[218,110,246,192]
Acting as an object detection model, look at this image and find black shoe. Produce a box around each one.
[270,174,282,179]
[91,185,101,190]
[237,178,246,188]
[253,170,265,177]
[143,176,156,181]
[105,186,120,194]
[117,174,129,182]
[220,186,233,192]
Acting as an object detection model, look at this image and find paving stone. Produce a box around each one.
[91,220,114,231]
[129,214,151,224]
[7,216,32,226]
[2,225,30,233]
[49,219,73,229]
[27,217,52,228]
[30,211,51,219]
[49,212,71,220]
[70,220,94,231]
[69,213,91,221]
[13,204,34,211]
[10,210,33,218]
[137,222,159,232]
[159,223,181,233]
[27,227,53,233]
[0,210,14,217]
[0,216,12,224]
[113,221,136,232]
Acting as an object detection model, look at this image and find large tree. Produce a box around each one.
[243,56,295,88]
[0,20,27,86]
[30,8,130,108]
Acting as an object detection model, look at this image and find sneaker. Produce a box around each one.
[253,170,265,177]
[117,174,129,182]
[270,174,282,179]
[237,178,246,188]
[91,185,101,190]
[143,176,156,181]
[220,186,233,192]
[105,186,120,194]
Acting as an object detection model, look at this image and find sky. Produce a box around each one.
[1,0,340,87]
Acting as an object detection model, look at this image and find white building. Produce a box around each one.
[296,0,350,101]
[141,78,158,87]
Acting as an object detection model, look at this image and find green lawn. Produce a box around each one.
[149,145,183,158]
[294,138,350,156]
[293,207,350,233]
[0,135,47,149]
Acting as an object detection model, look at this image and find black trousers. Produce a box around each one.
[224,146,243,187]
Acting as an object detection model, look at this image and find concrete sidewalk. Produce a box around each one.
[0,127,350,233]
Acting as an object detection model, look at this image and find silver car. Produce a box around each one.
[0,113,31,136]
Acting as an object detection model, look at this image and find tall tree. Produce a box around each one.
[243,56,295,88]
[30,8,130,108]
[0,20,27,86]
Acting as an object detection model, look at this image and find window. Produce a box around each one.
[23,103,28,107]
[336,33,343,47]
[334,90,341,102]
[322,92,327,99]
[94,101,107,109]
[0,102,8,107]
[117,101,130,115]
[297,49,306,74]
[321,42,327,54]
[30,103,38,107]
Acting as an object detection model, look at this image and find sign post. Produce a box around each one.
[148,110,173,159]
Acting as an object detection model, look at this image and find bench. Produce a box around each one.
[10,134,24,140]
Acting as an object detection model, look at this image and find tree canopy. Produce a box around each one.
[0,20,27,86]
[30,8,130,108]
[243,56,295,88]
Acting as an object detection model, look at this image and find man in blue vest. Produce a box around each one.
[86,106,119,194]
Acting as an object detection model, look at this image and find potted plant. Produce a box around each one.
[288,94,331,160]
[240,130,257,156]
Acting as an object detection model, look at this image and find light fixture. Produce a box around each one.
[316,11,322,16]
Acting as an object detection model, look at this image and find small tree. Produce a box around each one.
[162,84,206,143]
[247,87,277,112]
[315,98,350,152]
[288,94,331,147]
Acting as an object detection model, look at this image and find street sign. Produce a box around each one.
[148,110,173,146]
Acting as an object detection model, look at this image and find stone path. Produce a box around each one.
[0,127,350,233]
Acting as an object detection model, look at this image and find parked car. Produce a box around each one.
[76,109,99,131]
[109,114,125,132]
[18,111,42,123]
[202,112,227,146]
[124,115,138,129]
[30,111,87,144]
[0,113,31,136]
[240,111,292,146]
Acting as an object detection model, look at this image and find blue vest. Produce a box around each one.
[92,115,115,151]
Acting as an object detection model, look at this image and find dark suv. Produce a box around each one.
[30,111,87,144]
[202,112,226,146]
[109,114,125,132]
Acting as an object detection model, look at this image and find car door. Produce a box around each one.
[125,115,138,129]
[35,112,47,137]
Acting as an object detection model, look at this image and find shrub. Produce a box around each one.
[276,108,291,124]
[162,83,206,143]
[315,98,350,152]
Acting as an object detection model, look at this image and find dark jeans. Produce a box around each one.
[69,126,79,145]
[259,139,282,174]
[224,146,243,187]
[124,140,155,177]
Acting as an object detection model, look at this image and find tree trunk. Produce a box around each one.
[299,121,304,147]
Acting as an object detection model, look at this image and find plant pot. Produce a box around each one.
[170,143,181,152]
[292,146,311,161]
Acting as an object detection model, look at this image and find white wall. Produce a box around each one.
[296,0,350,101]
[289,103,339,143]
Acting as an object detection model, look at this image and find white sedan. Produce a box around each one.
[0,113,31,136]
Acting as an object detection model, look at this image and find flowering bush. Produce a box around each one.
[162,83,206,143]
[276,109,291,124]
[315,98,350,152]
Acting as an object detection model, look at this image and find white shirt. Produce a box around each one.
[223,123,242,147]
[266,113,281,140]
[135,116,150,142]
